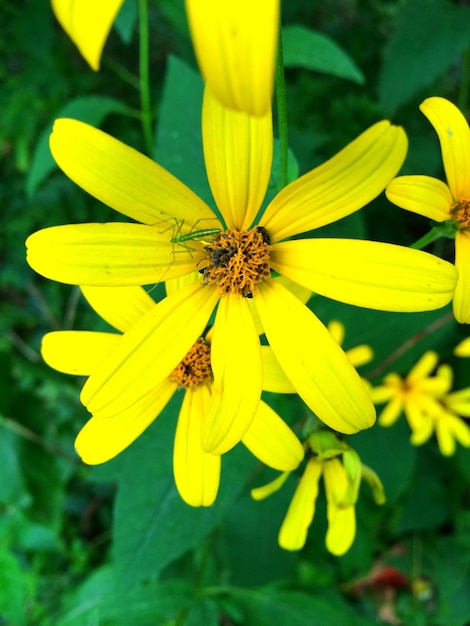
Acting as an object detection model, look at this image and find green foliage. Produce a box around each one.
[2,1,470,624]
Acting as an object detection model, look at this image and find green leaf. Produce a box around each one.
[232,588,376,626]
[378,0,470,114]
[26,95,130,197]
[282,25,365,84]
[114,0,138,44]
[112,395,258,590]
[0,550,33,626]
[156,56,214,208]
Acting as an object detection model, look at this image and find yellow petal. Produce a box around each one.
[278,459,322,551]
[271,239,457,312]
[435,415,457,456]
[454,231,470,323]
[377,396,403,427]
[81,281,219,416]
[255,278,376,434]
[323,458,356,556]
[445,388,470,416]
[202,87,272,230]
[202,294,262,454]
[345,345,374,368]
[41,331,120,375]
[75,379,176,464]
[164,271,201,296]
[454,337,470,356]
[185,0,279,116]
[81,286,155,333]
[420,97,470,201]
[241,400,304,471]
[174,386,220,507]
[386,175,453,222]
[261,346,296,393]
[49,119,218,227]
[261,121,407,242]
[251,471,290,501]
[327,320,345,345]
[408,351,438,382]
[26,223,200,286]
[51,0,124,70]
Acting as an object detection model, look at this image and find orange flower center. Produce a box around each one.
[169,338,212,388]
[452,200,470,229]
[202,226,271,297]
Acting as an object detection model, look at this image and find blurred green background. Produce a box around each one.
[1,0,470,624]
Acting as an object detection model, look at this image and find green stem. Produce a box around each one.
[275,28,288,190]
[409,228,443,250]
[458,46,470,115]
[138,0,154,156]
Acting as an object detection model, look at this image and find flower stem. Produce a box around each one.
[409,228,443,250]
[138,0,154,156]
[275,29,288,190]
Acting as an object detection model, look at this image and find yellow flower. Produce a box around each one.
[26,89,457,454]
[42,285,304,507]
[251,431,385,555]
[185,0,279,116]
[51,0,125,70]
[371,351,470,456]
[386,97,470,323]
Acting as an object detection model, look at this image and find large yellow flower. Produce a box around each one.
[185,0,279,116]
[51,0,125,70]
[386,97,470,323]
[251,431,385,555]
[26,88,457,454]
[370,351,470,456]
[42,284,304,506]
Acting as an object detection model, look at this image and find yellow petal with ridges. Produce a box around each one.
[386,175,453,221]
[81,281,219,416]
[202,88,272,230]
[420,97,470,201]
[241,400,304,471]
[174,386,220,507]
[261,346,296,393]
[186,0,279,116]
[81,286,155,333]
[324,458,356,556]
[26,223,200,286]
[75,379,176,464]
[454,231,470,323]
[255,279,375,434]
[261,121,407,242]
[51,0,124,70]
[202,294,262,454]
[50,119,218,227]
[42,331,120,376]
[278,459,322,551]
[271,239,457,312]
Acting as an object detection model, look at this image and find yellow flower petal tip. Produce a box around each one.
[51,0,125,70]
[185,0,279,116]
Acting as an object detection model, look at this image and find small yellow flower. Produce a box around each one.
[42,285,304,507]
[386,97,470,323]
[26,90,457,454]
[371,351,470,456]
[185,0,279,116]
[251,431,385,555]
[51,0,125,70]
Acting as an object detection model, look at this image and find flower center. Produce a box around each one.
[202,226,271,297]
[169,338,212,388]
[452,200,470,229]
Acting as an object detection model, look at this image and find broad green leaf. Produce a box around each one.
[282,25,365,84]
[378,0,470,114]
[112,394,258,590]
[156,55,213,207]
[0,550,33,626]
[114,0,138,44]
[26,96,130,196]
